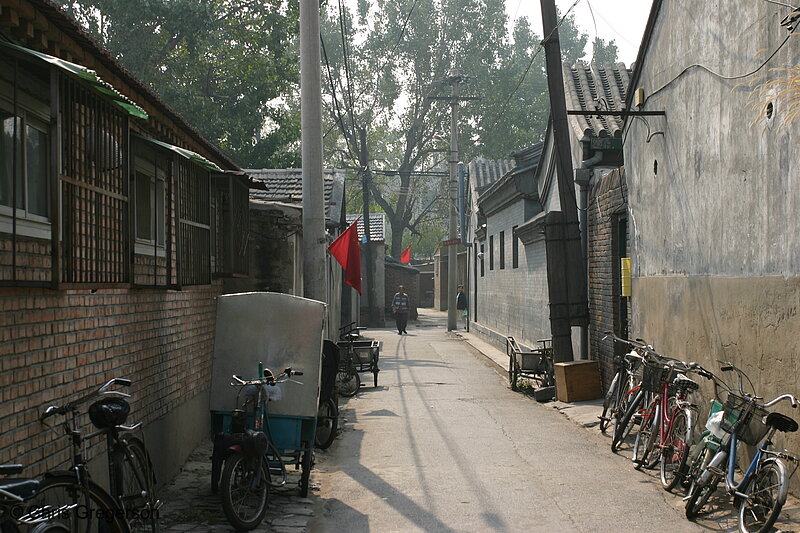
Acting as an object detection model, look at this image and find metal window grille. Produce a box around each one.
[178,158,211,286]
[213,173,249,277]
[59,73,130,286]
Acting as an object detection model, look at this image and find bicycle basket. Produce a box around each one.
[721,393,769,446]
[88,397,130,429]
[641,362,670,393]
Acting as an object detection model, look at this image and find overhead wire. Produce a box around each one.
[484,0,582,141]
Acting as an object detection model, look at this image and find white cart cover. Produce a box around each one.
[210,292,324,418]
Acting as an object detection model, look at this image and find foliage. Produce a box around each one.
[591,37,619,65]
[54,0,301,168]
[748,66,800,128]
[322,0,590,256]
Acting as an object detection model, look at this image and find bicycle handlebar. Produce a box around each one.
[230,367,302,387]
[40,377,132,421]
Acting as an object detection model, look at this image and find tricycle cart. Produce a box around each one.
[507,336,555,401]
[337,322,381,389]
[209,292,324,502]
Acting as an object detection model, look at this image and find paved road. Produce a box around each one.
[310,316,706,533]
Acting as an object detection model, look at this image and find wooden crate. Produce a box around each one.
[554,360,602,402]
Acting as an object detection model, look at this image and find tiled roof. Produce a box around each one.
[245,169,345,223]
[345,213,386,242]
[564,61,631,138]
[467,158,516,193]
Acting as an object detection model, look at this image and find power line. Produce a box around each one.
[484,0,582,141]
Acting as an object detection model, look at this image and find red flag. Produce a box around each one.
[399,246,411,264]
[328,218,362,294]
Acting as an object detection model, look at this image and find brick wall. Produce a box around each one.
[385,264,419,319]
[587,168,629,388]
[475,200,550,348]
[0,283,220,474]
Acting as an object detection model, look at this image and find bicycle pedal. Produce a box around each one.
[706,465,725,477]
[598,415,610,422]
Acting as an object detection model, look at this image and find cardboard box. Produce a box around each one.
[554,360,602,402]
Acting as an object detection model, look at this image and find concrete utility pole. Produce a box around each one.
[300,0,326,302]
[540,0,589,361]
[359,127,376,326]
[446,71,463,331]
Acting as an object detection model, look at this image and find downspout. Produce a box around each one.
[458,162,471,331]
[575,138,603,360]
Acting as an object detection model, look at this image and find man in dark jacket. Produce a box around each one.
[391,285,410,335]
[456,284,468,329]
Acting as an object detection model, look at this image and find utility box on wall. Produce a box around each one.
[554,361,602,402]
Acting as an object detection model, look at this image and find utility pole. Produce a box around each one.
[359,127,376,326]
[429,72,478,331]
[540,0,589,361]
[300,0,326,302]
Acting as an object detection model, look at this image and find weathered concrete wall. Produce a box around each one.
[632,276,800,453]
[625,0,800,453]
[474,200,551,349]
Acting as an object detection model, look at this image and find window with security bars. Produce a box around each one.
[59,73,130,286]
[213,173,249,277]
[178,158,211,286]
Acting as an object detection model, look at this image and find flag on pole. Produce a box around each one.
[328,218,362,294]
[399,246,411,264]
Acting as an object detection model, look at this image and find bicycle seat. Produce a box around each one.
[672,374,699,391]
[0,479,40,501]
[766,412,798,433]
[0,464,23,475]
[347,333,360,341]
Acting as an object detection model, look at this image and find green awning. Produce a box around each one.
[133,133,223,172]
[1,40,149,120]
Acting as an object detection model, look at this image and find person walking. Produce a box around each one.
[456,284,468,329]
[391,285,410,335]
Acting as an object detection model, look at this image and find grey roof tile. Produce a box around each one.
[467,158,516,193]
[345,213,386,242]
[245,169,345,221]
[564,61,631,138]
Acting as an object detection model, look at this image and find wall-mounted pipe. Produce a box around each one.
[458,162,472,247]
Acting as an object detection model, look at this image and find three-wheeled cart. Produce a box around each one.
[209,292,324,497]
[337,322,381,387]
[507,336,555,401]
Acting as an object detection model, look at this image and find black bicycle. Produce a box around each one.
[37,378,160,533]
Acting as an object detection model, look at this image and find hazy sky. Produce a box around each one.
[507,0,653,66]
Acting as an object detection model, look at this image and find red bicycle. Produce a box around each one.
[631,356,700,491]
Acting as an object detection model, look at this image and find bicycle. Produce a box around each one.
[599,333,646,436]
[335,331,362,397]
[217,367,307,531]
[0,462,72,532]
[36,378,160,533]
[684,361,799,533]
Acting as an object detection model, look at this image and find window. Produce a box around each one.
[133,154,167,253]
[499,231,505,269]
[489,235,494,270]
[0,81,50,226]
[480,243,484,277]
[512,225,519,268]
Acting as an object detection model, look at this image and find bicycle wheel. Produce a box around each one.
[612,389,644,453]
[336,367,360,397]
[117,436,159,532]
[738,460,788,533]
[660,407,693,491]
[509,354,518,391]
[315,398,338,450]
[633,400,659,468]
[220,452,269,531]
[599,372,620,433]
[30,474,127,533]
[685,470,721,520]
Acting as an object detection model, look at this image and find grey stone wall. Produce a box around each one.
[625,0,800,463]
[475,200,551,348]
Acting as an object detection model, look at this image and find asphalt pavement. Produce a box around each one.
[309,311,708,533]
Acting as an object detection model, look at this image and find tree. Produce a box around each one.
[592,37,619,65]
[321,0,589,257]
[54,0,301,168]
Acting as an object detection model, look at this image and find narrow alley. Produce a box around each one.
[311,312,704,533]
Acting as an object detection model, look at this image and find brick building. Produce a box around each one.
[0,0,249,482]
